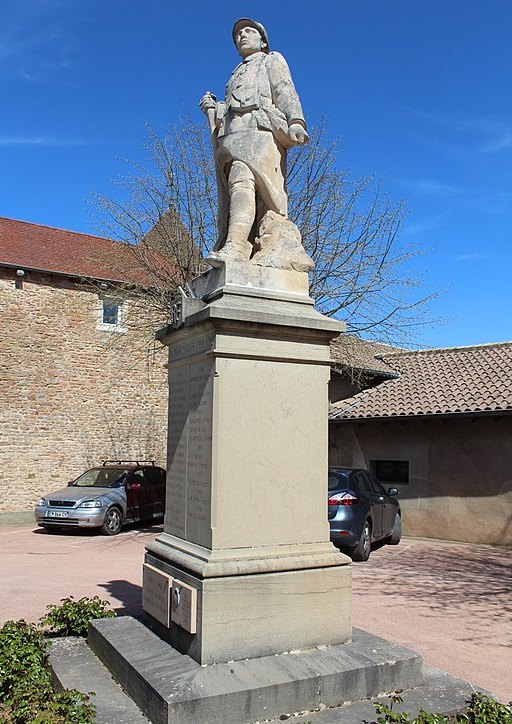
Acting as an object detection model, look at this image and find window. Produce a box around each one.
[371,460,409,485]
[97,297,126,332]
[328,471,350,491]
[145,467,165,487]
[366,472,387,496]
[102,301,119,325]
[353,472,373,494]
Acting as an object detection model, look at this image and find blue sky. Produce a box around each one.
[1,0,511,348]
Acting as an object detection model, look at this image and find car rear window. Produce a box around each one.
[72,468,131,487]
[328,471,350,491]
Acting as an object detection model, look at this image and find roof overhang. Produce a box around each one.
[331,363,399,380]
[0,261,139,286]
[329,408,512,423]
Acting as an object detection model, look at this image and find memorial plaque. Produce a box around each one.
[142,563,173,627]
[186,359,213,544]
[167,364,189,537]
[168,333,215,363]
[171,579,197,634]
[166,356,214,546]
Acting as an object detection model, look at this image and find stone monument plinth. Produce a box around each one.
[144,265,352,664]
[46,19,469,722]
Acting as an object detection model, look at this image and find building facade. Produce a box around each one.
[0,217,168,520]
[329,341,512,546]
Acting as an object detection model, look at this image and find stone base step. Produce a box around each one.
[49,636,149,724]
[266,666,493,723]
[49,633,490,724]
[78,617,424,724]
[50,625,492,724]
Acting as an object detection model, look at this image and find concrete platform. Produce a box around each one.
[49,636,149,724]
[50,616,427,724]
[49,633,489,724]
[267,665,490,723]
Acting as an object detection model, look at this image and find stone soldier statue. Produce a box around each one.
[200,18,314,271]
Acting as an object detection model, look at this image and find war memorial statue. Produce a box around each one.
[54,19,446,724]
[199,18,314,272]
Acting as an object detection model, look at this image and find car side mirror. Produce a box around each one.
[66,481,74,487]
[388,487,399,497]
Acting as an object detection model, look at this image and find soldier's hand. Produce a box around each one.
[199,92,217,115]
[288,123,309,145]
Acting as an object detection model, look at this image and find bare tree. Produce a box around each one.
[93,117,438,348]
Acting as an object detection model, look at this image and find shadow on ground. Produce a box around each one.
[353,541,512,644]
[32,522,164,538]
[98,579,143,617]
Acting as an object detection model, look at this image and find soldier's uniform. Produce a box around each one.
[213,50,306,250]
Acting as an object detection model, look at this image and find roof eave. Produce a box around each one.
[329,408,512,423]
[0,261,139,286]
[331,363,399,380]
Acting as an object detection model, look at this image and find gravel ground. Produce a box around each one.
[1,524,510,703]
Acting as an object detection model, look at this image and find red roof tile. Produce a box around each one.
[330,334,402,377]
[0,216,150,283]
[330,342,512,419]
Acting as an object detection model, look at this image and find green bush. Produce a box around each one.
[40,595,116,637]
[0,621,48,704]
[458,692,512,723]
[374,692,512,724]
[0,619,95,723]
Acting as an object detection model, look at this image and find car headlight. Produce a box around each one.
[37,498,46,507]
[79,500,103,508]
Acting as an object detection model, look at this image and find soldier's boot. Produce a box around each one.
[207,162,255,266]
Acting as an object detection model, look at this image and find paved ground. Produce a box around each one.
[0,523,510,703]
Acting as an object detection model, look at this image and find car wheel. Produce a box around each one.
[351,520,372,562]
[389,514,402,545]
[100,507,123,536]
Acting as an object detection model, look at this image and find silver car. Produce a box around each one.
[35,461,166,535]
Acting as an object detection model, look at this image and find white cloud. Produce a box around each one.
[0,0,73,80]
[0,135,91,147]
[399,106,512,157]
[414,179,460,195]
[481,132,512,153]
[454,254,494,261]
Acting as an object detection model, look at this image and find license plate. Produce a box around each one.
[47,510,69,518]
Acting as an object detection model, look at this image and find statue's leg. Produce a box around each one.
[208,161,255,265]
[227,160,256,249]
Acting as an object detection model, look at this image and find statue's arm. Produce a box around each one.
[267,52,308,144]
[199,92,220,136]
[199,92,217,115]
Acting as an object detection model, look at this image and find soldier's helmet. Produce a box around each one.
[232,18,270,54]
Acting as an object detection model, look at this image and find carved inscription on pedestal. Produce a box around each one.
[167,355,214,546]
[168,365,189,538]
[169,334,215,363]
[186,360,213,543]
[142,564,173,627]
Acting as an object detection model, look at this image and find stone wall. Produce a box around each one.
[0,268,168,515]
[329,415,512,546]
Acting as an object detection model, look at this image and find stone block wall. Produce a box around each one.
[0,268,168,515]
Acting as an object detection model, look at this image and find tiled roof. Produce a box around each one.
[0,216,152,284]
[330,342,512,420]
[330,335,401,377]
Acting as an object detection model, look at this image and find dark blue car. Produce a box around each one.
[328,467,401,561]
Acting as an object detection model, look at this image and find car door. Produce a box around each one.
[368,473,397,536]
[125,469,151,522]
[356,471,384,539]
[143,466,166,518]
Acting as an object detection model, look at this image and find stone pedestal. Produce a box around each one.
[145,265,351,664]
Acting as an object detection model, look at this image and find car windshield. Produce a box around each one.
[328,470,351,491]
[71,468,130,488]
